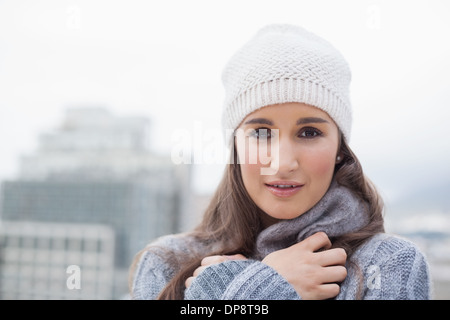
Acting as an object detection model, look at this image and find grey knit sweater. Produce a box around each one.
[131,182,432,300]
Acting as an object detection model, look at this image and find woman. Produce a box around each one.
[130,24,431,300]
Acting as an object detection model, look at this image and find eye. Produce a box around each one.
[249,127,272,139]
[299,127,322,138]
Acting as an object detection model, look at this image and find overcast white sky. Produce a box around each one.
[1,0,449,204]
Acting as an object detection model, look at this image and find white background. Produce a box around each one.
[1,0,449,204]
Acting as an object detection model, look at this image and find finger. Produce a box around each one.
[201,255,233,266]
[201,255,227,266]
[301,232,332,252]
[320,265,348,284]
[193,265,207,277]
[315,248,347,266]
[317,283,341,300]
[201,254,247,266]
[226,254,247,261]
[185,276,194,288]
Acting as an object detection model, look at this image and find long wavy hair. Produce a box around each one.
[129,133,385,299]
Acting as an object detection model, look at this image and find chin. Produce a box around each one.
[264,206,306,221]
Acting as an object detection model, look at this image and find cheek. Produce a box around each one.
[239,162,262,191]
[236,137,265,179]
[301,146,336,178]
[236,144,266,199]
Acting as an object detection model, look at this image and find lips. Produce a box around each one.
[265,181,304,198]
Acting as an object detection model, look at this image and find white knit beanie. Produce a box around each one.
[221,24,352,145]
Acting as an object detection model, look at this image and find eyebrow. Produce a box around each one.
[244,118,274,126]
[244,117,329,126]
[296,117,329,125]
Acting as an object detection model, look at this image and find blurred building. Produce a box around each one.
[0,107,191,299]
[385,205,450,299]
[0,221,115,299]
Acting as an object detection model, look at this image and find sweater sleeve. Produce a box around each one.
[131,247,175,300]
[131,234,197,300]
[184,260,300,300]
[361,236,432,300]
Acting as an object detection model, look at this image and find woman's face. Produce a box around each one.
[236,102,340,222]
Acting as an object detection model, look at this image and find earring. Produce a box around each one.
[336,156,341,162]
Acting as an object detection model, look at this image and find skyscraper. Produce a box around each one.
[0,107,191,299]
[0,220,115,300]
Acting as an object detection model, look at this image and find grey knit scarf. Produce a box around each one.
[253,180,370,260]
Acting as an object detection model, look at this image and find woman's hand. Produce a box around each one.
[262,231,347,300]
[185,254,247,288]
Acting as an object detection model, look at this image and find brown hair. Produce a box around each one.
[129,134,385,299]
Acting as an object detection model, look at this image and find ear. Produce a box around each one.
[335,131,344,164]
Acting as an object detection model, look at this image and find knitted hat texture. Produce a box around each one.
[221,24,353,145]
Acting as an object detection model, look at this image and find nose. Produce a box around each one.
[267,136,299,175]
